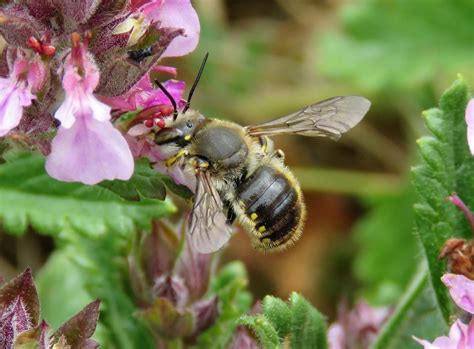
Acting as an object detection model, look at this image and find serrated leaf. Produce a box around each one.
[411,77,472,321]
[0,152,175,238]
[318,0,473,91]
[100,159,166,201]
[289,292,327,349]
[52,300,100,348]
[372,267,448,349]
[240,315,280,349]
[262,296,291,338]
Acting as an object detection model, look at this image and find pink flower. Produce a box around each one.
[0,57,35,137]
[138,0,200,57]
[466,99,474,155]
[413,319,474,349]
[46,34,134,185]
[101,71,185,112]
[441,273,474,314]
[328,300,392,349]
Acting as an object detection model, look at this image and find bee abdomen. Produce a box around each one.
[236,165,305,251]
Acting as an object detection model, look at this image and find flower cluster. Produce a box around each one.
[0,268,100,348]
[128,219,219,345]
[413,274,474,348]
[0,0,199,184]
[414,194,474,348]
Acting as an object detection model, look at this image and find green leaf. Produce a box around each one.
[372,266,448,349]
[318,0,473,91]
[69,232,157,348]
[156,173,193,200]
[289,292,327,349]
[412,77,472,321]
[196,261,253,349]
[353,187,418,304]
[36,250,94,329]
[241,293,327,349]
[262,296,291,338]
[240,315,280,349]
[100,159,166,201]
[0,152,175,237]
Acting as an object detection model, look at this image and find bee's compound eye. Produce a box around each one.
[186,120,193,128]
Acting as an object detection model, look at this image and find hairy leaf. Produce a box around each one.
[0,152,175,237]
[262,296,291,338]
[241,293,327,349]
[240,315,280,349]
[289,292,327,349]
[412,77,472,320]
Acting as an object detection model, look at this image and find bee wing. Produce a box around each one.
[245,96,371,140]
[189,170,233,254]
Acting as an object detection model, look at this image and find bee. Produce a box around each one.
[152,54,371,254]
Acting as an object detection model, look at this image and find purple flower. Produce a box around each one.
[101,72,185,112]
[0,56,35,137]
[45,33,134,185]
[328,300,392,349]
[413,318,474,349]
[441,273,474,314]
[130,220,219,342]
[136,0,200,57]
[466,98,474,155]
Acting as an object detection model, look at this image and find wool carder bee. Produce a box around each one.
[151,54,371,253]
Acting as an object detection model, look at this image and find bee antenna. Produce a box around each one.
[183,52,209,113]
[154,80,178,120]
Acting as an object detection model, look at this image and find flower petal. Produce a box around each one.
[0,84,33,136]
[143,79,186,108]
[87,94,112,122]
[154,0,200,58]
[328,324,345,349]
[441,273,474,314]
[54,95,78,128]
[466,99,474,155]
[46,116,134,185]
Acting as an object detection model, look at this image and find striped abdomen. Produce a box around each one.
[236,164,305,251]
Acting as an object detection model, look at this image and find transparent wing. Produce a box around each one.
[245,96,371,140]
[189,170,232,254]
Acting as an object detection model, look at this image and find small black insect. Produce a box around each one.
[127,46,153,63]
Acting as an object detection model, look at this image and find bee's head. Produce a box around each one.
[154,110,205,146]
[154,53,209,146]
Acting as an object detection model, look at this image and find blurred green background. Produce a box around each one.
[1,0,473,321]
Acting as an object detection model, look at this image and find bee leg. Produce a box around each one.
[271,149,285,161]
[258,136,274,154]
[190,156,210,172]
[165,149,189,167]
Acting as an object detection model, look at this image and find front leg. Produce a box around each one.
[165,149,190,167]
